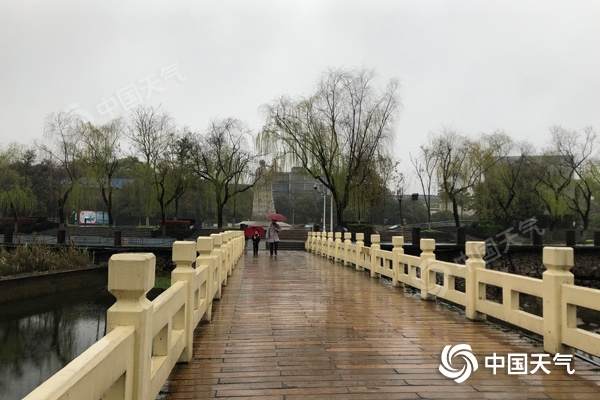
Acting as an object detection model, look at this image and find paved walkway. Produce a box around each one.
[160,251,600,399]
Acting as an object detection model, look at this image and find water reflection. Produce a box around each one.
[0,286,114,400]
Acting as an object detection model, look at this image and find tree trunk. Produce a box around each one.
[452,197,461,228]
[217,202,224,230]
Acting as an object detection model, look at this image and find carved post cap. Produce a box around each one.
[210,233,223,246]
[108,253,155,294]
[543,247,574,272]
[392,236,404,247]
[335,232,342,239]
[420,238,435,252]
[356,233,364,241]
[197,237,215,253]
[327,232,333,239]
[466,241,486,259]
[371,234,380,244]
[172,241,197,265]
[344,232,352,240]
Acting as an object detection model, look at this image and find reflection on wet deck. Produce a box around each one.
[161,251,600,399]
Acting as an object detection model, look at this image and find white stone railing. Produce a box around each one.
[23,230,245,400]
[307,232,600,358]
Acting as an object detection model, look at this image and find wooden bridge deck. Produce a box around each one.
[160,251,600,399]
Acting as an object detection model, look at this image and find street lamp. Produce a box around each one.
[314,182,326,232]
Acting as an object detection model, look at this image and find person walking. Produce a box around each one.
[251,229,261,255]
[266,219,281,256]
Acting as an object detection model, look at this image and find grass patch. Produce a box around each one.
[154,275,171,290]
[0,243,94,277]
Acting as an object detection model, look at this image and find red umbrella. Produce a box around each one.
[267,213,287,222]
[244,226,265,237]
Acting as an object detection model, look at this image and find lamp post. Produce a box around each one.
[315,182,327,232]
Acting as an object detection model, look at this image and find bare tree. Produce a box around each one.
[190,118,260,229]
[548,125,597,230]
[38,110,85,226]
[410,141,438,227]
[126,105,183,237]
[257,67,400,226]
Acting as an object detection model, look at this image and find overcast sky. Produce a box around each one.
[1,0,599,188]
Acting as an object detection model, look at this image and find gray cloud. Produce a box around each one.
[1,0,599,184]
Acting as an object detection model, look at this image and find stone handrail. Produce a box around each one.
[23,231,245,400]
[307,232,600,358]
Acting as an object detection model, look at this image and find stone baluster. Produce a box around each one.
[327,232,334,260]
[542,247,575,355]
[171,241,198,362]
[221,232,231,279]
[465,241,486,321]
[106,253,155,400]
[210,233,224,299]
[355,233,364,271]
[420,239,436,301]
[392,236,404,288]
[370,234,381,278]
[334,232,342,262]
[343,232,352,266]
[196,236,215,321]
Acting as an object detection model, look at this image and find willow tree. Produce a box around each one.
[39,110,85,226]
[472,141,532,229]
[0,145,37,233]
[257,67,400,226]
[432,129,511,227]
[548,126,597,231]
[80,118,124,226]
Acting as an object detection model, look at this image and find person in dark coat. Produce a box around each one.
[251,229,261,255]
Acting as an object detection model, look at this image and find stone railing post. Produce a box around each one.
[171,241,198,362]
[542,247,575,355]
[343,232,352,266]
[334,232,342,262]
[106,253,155,400]
[319,231,325,257]
[197,237,215,320]
[355,233,364,271]
[221,232,231,280]
[392,236,404,288]
[210,233,224,298]
[370,234,381,278]
[306,232,312,251]
[465,241,486,321]
[327,232,334,260]
[420,238,436,301]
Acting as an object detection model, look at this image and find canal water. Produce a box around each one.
[0,286,114,400]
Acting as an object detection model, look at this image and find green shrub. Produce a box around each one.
[0,243,94,277]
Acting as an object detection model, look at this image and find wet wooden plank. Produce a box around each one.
[160,251,600,399]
